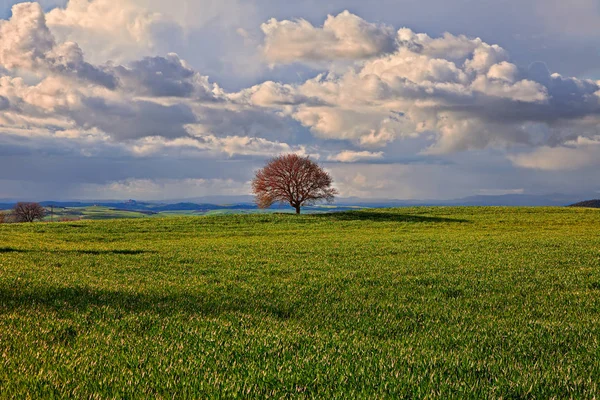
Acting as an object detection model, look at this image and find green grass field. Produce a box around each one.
[1,207,599,398]
[22,205,361,221]
[38,206,152,221]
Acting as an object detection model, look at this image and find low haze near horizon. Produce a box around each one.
[1,0,600,201]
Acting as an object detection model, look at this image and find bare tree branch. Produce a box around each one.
[13,202,46,223]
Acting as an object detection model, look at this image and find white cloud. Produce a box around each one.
[471,74,547,102]
[509,137,600,171]
[261,10,395,64]
[328,150,384,163]
[130,134,311,158]
[0,4,278,145]
[3,5,598,162]
[249,18,600,154]
[0,2,55,70]
[0,3,117,87]
[292,106,408,146]
[487,61,519,82]
[46,0,179,63]
[44,0,263,82]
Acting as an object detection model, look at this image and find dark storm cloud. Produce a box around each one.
[114,54,216,99]
[72,97,197,140]
[0,96,9,110]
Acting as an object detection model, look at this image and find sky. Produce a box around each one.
[1,0,600,201]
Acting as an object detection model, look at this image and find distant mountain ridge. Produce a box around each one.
[569,200,600,208]
[0,193,596,211]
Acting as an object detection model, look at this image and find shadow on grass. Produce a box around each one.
[0,247,28,253]
[0,284,297,321]
[70,249,154,255]
[0,248,154,255]
[317,211,469,223]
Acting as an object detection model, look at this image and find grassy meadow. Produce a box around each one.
[1,207,599,398]
[52,206,152,220]
[2,205,363,222]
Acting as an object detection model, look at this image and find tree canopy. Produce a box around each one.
[252,154,337,214]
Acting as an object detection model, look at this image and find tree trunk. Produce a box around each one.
[295,205,301,214]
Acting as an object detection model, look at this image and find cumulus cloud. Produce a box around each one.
[291,106,408,147]
[0,3,269,145]
[229,80,323,107]
[0,3,117,88]
[0,3,55,70]
[262,11,396,64]
[2,5,599,160]
[248,14,600,155]
[43,0,265,86]
[46,0,182,63]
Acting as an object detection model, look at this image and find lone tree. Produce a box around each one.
[252,154,338,214]
[13,202,46,223]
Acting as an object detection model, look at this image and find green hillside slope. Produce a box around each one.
[0,208,599,398]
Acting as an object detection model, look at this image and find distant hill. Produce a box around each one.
[0,193,596,212]
[336,193,588,207]
[569,200,600,208]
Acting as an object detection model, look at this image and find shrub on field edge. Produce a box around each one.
[13,202,47,223]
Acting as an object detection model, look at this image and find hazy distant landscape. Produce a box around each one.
[0,201,363,220]
[1,192,597,221]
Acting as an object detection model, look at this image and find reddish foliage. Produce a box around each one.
[252,154,338,214]
[13,202,46,223]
